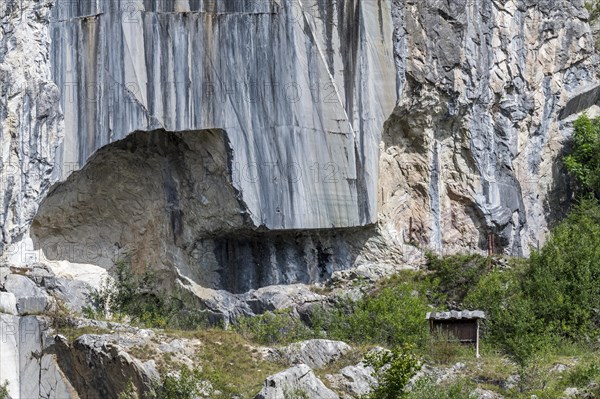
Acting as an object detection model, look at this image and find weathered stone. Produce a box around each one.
[471,388,505,399]
[273,339,352,369]
[254,364,339,399]
[16,296,48,315]
[380,0,599,257]
[4,274,45,298]
[326,362,376,398]
[3,274,50,315]
[0,315,76,399]
[53,334,157,398]
[0,292,17,315]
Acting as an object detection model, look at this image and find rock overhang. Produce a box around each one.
[48,0,397,231]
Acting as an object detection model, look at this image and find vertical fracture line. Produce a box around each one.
[430,140,442,253]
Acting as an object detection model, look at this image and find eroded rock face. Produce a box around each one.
[380,0,599,256]
[270,339,352,369]
[0,315,77,399]
[47,0,396,232]
[53,334,157,399]
[2,0,598,280]
[0,0,63,258]
[30,125,376,289]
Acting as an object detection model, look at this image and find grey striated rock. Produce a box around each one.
[326,362,376,398]
[380,0,599,256]
[0,0,63,260]
[254,364,339,399]
[0,0,397,288]
[3,274,50,315]
[0,315,77,399]
[271,339,352,369]
[53,333,158,398]
[0,0,597,305]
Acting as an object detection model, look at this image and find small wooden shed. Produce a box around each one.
[426,310,486,358]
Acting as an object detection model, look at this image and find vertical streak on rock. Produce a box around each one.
[430,140,442,253]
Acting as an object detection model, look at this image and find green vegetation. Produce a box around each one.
[236,309,318,345]
[151,367,205,399]
[363,347,420,399]
[564,114,600,199]
[236,273,432,349]
[158,329,281,399]
[84,257,208,329]
[406,378,474,399]
[117,381,139,399]
[325,282,431,348]
[585,0,600,21]
[425,253,489,305]
[526,199,600,340]
[0,381,8,399]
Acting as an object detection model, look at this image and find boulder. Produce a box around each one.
[326,362,375,398]
[254,364,339,399]
[4,274,50,315]
[16,296,48,315]
[273,339,352,369]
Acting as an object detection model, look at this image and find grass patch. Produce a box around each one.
[165,329,282,399]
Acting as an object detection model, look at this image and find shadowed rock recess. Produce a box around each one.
[31,128,372,292]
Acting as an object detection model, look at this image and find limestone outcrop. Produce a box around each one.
[380,0,599,256]
[0,1,600,395]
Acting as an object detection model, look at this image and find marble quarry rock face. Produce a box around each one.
[0,0,599,291]
[1,0,398,286]
[48,0,396,232]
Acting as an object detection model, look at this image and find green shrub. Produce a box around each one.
[425,253,489,306]
[84,257,209,329]
[236,280,430,349]
[117,381,139,399]
[327,284,430,348]
[406,378,474,399]
[564,113,600,199]
[363,346,421,399]
[0,381,8,399]
[525,199,600,340]
[464,266,548,366]
[151,367,205,399]
[585,0,600,21]
[235,309,317,345]
[565,362,600,388]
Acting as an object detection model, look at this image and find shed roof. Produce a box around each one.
[426,310,486,321]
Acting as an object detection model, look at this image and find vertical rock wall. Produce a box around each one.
[48,0,396,231]
[380,0,599,256]
[0,0,63,259]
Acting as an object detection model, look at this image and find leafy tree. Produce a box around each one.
[525,199,600,339]
[564,114,600,199]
